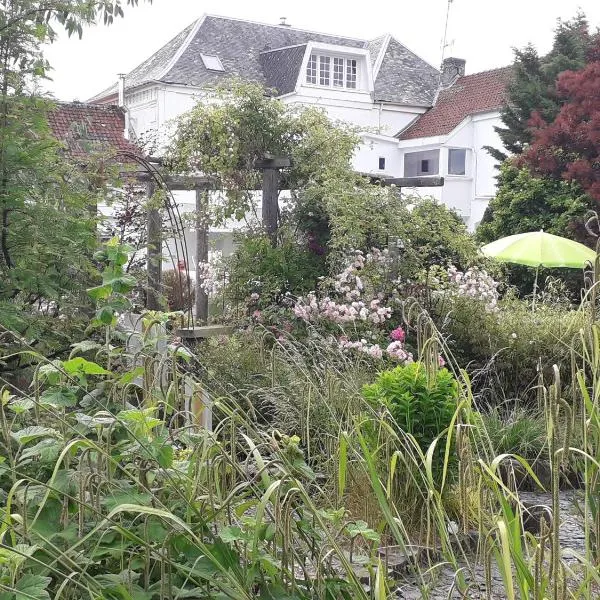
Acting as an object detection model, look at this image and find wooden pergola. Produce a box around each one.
[134,160,444,325]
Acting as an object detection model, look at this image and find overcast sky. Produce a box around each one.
[43,0,600,102]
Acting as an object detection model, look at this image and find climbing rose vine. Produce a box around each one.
[197,253,228,297]
[430,265,499,312]
[293,249,413,364]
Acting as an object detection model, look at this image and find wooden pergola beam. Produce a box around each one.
[370,175,445,188]
[132,172,219,190]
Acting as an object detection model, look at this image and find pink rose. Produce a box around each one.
[390,326,406,342]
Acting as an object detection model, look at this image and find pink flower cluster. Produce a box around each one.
[197,253,227,297]
[390,326,406,342]
[386,341,414,363]
[338,337,413,363]
[331,249,392,301]
[334,252,365,301]
[293,293,392,325]
[365,247,393,268]
[446,265,499,312]
[293,250,396,325]
[339,337,384,359]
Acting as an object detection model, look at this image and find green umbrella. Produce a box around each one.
[480,230,596,309]
[480,230,596,268]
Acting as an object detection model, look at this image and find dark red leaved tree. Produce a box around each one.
[521,58,600,201]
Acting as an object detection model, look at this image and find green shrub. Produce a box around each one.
[226,232,327,309]
[433,293,583,403]
[362,362,458,460]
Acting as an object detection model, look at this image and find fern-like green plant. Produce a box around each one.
[363,362,458,473]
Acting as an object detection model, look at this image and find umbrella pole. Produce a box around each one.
[532,265,539,312]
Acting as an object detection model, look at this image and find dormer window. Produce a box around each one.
[201,54,224,72]
[306,54,358,89]
[319,56,330,85]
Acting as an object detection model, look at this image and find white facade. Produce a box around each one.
[397,111,503,230]
[121,54,501,234]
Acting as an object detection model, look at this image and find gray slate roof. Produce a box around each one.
[89,15,439,107]
[373,38,440,105]
[260,45,308,95]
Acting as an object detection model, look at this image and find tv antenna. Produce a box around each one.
[441,0,455,63]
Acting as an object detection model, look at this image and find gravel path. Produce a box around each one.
[392,491,589,599]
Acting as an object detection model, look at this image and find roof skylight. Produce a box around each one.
[201,54,225,71]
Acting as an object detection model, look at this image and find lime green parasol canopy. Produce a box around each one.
[480,231,596,269]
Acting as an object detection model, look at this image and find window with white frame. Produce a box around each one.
[333,57,344,87]
[306,54,359,89]
[448,148,467,175]
[319,55,331,86]
[200,54,225,71]
[346,58,357,88]
[404,149,440,177]
[306,54,317,84]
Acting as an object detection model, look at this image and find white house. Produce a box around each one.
[89,14,511,235]
[397,64,512,229]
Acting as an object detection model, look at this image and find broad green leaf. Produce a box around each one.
[118,366,145,386]
[219,526,251,544]
[345,520,380,542]
[70,339,103,356]
[14,574,51,600]
[7,397,35,414]
[40,387,78,408]
[170,588,208,599]
[11,426,61,445]
[101,490,153,511]
[63,357,111,376]
[2,389,11,406]
[103,274,137,293]
[87,283,113,301]
[37,362,62,385]
[148,440,174,469]
[0,544,38,570]
[20,439,62,464]
[118,408,162,430]
[97,305,116,325]
[173,345,193,363]
[76,412,117,428]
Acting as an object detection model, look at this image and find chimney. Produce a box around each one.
[117,73,126,107]
[279,17,291,27]
[441,57,466,87]
[117,74,130,140]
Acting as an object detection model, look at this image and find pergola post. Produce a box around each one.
[262,168,279,246]
[195,189,209,323]
[256,156,292,247]
[146,181,162,311]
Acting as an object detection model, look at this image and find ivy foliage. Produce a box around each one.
[166,80,362,228]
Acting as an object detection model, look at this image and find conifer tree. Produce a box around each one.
[488,13,592,161]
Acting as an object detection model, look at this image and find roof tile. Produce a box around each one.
[399,67,513,139]
[47,102,141,161]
